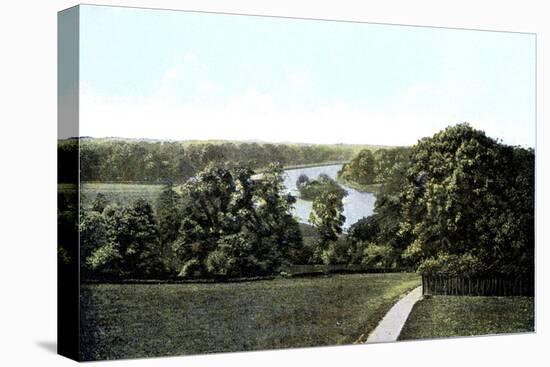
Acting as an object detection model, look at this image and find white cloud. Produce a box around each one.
[80,84,478,145]
[80,63,534,147]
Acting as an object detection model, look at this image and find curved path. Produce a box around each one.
[366,286,423,343]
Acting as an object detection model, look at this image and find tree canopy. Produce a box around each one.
[397,123,534,276]
[297,173,347,201]
[173,164,303,278]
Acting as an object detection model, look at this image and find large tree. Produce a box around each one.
[399,123,534,276]
[85,199,164,278]
[173,164,302,278]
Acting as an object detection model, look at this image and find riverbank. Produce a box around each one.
[336,176,382,194]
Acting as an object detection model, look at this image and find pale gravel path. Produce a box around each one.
[366,286,423,343]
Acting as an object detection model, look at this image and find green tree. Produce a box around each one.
[86,199,163,278]
[372,147,411,183]
[298,173,347,201]
[173,164,303,278]
[254,164,303,266]
[156,184,184,271]
[309,190,346,263]
[346,216,380,264]
[399,123,534,276]
[368,156,413,268]
[339,149,376,185]
[80,209,109,273]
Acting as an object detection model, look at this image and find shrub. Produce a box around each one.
[361,243,393,268]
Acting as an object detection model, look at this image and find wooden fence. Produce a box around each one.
[422,275,534,297]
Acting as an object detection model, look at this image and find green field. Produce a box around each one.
[58,183,168,206]
[80,273,420,360]
[399,296,534,340]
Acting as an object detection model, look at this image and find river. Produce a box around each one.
[282,164,376,229]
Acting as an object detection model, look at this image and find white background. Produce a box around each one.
[0,0,548,366]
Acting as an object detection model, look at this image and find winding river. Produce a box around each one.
[282,164,376,230]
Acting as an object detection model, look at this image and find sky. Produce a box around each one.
[73,5,536,147]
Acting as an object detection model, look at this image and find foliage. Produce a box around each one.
[80,209,110,269]
[345,216,379,265]
[372,147,411,183]
[398,123,534,276]
[292,223,320,265]
[345,216,395,267]
[156,184,184,271]
[320,238,351,265]
[337,147,410,193]
[361,243,394,268]
[91,193,108,213]
[340,124,534,276]
[347,216,379,245]
[71,123,534,280]
[76,139,366,184]
[309,189,346,263]
[173,164,303,278]
[83,199,164,278]
[338,149,376,185]
[297,173,347,201]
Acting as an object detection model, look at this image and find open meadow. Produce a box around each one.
[80,273,420,360]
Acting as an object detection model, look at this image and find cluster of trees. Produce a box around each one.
[80,197,164,278]
[172,164,303,278]
[61,123,534,280]
[76,164,307,279]
[296,173,347,201]
[354,124,534,277]
[337,147,411,187]
[75,139,363,183]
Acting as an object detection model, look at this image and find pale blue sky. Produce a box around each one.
[77,5,536,147]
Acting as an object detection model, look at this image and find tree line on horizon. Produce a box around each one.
[58,139,369,184]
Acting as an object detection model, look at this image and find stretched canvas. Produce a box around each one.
[58,4,536,361]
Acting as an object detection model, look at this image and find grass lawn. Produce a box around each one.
[80,183,167,206]
[80,273,420,360]
[399,296,534,340]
